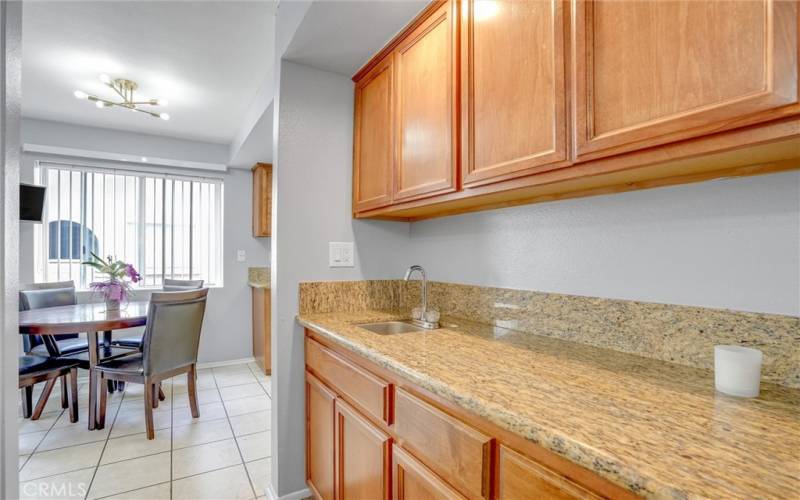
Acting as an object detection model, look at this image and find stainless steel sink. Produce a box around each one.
[357,321,426,335]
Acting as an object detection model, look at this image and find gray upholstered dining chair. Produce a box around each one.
[96,288,209,439]
[163,278,204,291]
[20,281,89,357]
[112,278,204,349]
[19,355,79,422]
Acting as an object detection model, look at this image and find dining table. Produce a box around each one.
[18,301,149,430]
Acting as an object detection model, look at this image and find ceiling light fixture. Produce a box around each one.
[74,75,170,120]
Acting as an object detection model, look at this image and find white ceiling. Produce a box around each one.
[283,0,428,77]
[22,1,275,145]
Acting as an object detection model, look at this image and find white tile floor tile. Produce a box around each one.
[214,372,259,388]
[172,387,221,408]
[236,431,270,462]
[18,431,48,456]
[172,438,242,479]
[20,441,104,482]
[224,395,270,417]
[172,464,255,500]
[88,452,171,499]
[219,383,267,402]
[229,410,270,437]
[246,457,271,498]
[100,481,171,499]
[172,418,234,450]
[17,361,272,499]
[19,467,95,500]
[100,430,171,465]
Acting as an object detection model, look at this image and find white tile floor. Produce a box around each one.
[18,362,271,500]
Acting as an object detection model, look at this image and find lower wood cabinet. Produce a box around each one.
[335,399,392,500]
[251,287,271,375]
[305,332,638,500]
[393,445,466,500]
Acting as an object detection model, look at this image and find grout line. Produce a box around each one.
[170,377,174,500]
[18,405,66,471]
[93,479,172,500]
[212,366,258,499]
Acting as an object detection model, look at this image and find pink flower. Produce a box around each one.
[125,264,141,283]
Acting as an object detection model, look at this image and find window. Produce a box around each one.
[33,161,224,289]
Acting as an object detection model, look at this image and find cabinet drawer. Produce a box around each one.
[306,338,393,424]
[393,445,466,500]
[498,445,599,500]
[394,388,492,499]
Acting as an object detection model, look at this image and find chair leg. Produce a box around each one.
[21,386,33,419]
[98,372,108,428]
[158,384,166,402]
[152,384,159,409]
[107,379,115,394]
[143,380,155,440]
[117,381,125,392]
[69,368,79,423]
[60,376,69,409]
[188,364,200,418]
[32,378,57,420]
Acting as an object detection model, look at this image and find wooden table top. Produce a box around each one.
[19,301,149,335]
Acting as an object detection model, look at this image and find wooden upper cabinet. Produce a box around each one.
[573,0,799,160]
[252,163,272,237]
[354,55,394,212]
[306,373,336,500]
[461,0,568,186]
[334,399,392,500]
[394,0,459,202]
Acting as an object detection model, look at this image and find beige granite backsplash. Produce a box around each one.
[248,267,270,287]
[299,280,800,388]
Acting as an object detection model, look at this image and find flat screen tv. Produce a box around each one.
[20,183,46,222]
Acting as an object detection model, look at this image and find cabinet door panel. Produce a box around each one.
[335,399,391,500]
[462,0,568,186]
[354,55,394,212]
[307,373,336,500]
[394,0,458,202]
[393,446,466,500]
[394,388,492,499]
[498,445,599,500]
[574,0,798,159]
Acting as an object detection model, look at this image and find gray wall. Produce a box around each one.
[1,1,22,497]
[19,119,270,364]
[270,60,409,498]
[407,170,800,316]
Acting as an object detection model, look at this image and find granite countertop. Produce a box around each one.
[298,310,800,499]
[248,282,270,289]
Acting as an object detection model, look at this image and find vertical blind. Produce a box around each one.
[34,161,224,289]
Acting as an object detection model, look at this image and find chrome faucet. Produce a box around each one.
[404,265,439,329]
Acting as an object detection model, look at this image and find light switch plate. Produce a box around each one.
[236,250,246,262]
[329,242,354,267]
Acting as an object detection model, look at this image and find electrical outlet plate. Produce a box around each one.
[329,242,354,267]
[236,250,247,262]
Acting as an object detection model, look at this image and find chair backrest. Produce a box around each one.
[142,288,209,376]
[162,279,204,292]
[19,281,78,353]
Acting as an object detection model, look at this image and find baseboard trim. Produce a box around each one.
[196,357,255,370]
[266,484,311,500]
